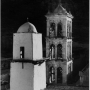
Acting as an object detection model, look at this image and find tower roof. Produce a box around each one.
[17,22,37,33]
[46,4,73,18]
[53,4,68,15]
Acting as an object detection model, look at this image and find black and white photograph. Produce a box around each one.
[1,0,89,90]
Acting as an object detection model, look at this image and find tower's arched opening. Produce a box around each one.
[57,44,62,59]
[49,66,55,83]
[50,44,55,59]
[57,67,62,83]
[49,22,55,38]
[57,22,62,37]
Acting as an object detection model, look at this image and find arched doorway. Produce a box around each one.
[57,22,62,37]
[50,44,55,59]
[49,66,55,84]
[49,22,55,38]
[57,44,62,59]
[57,67,62,83]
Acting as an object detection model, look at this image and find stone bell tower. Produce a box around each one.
[10,22,46,90]
[46,3,73,84]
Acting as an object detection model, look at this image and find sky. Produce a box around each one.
[1,0,89,57]
[1,1,89,85]
[2,0,89,43]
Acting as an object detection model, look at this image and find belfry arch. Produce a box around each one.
[57,67,62,83]
[49,22,55,38]
[50,44,55,59]
[57,22,62,37]
[57,44,62,59]
[49,66,55,83]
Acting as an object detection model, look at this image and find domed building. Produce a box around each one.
[13,21,42,60]
[17,22,37,33]
[11,21,46,90]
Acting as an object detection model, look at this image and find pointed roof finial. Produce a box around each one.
[27,17,29,22]
[59,0,61,4]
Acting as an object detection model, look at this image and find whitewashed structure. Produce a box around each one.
[10,22,46,90]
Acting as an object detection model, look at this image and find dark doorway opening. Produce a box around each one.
[49,67,55,84]
[20,47,24,59]
[57,67,62,83]
[57,22,62,37]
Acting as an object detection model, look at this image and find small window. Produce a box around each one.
[20,47,24,59]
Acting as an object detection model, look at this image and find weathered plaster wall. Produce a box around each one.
[34,62,46,90]
[33,34,42,60]
[13,33,33,60]
[10,63,34,90]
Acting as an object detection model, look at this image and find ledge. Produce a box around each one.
[11,58,49,65]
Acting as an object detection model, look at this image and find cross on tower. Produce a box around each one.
[59,0,61,4]
[27,17,29,22]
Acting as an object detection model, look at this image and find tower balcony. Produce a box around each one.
[46,35,66,39]
[46,36,73,40]
[55,58,67,62]
[55,35,65,39]
[46,58,67,62]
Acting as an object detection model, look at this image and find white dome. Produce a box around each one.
[17,22,37,33]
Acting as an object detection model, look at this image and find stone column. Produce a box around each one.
[55,22,57,37]
[71,62,73,72]
[71,41,72,60]
[46,40,50,58]
[47,20,49,37]
[65,41,67,61]
[62,41,67,60]
[46,64,49,84]
[63,18,67,37]
[55,67,57,83]
[55,44,57,59]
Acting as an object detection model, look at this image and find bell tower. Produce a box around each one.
[46,3,73,84]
